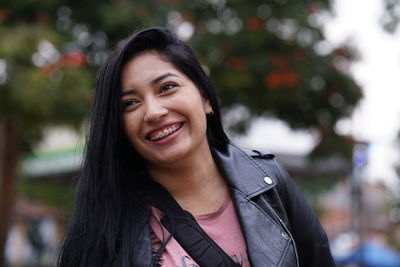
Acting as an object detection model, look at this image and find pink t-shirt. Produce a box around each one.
[149,194,250,266]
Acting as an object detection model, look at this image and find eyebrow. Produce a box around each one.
[120,89,137,97]
[150,72,180,85]
[120,72,180,98]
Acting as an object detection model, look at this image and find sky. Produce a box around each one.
[236,0,400,186]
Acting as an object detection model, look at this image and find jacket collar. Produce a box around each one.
[212,143,277,198]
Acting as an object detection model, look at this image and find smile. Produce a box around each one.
[147,123,184,141]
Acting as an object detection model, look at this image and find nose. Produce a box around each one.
[143,98,168,122]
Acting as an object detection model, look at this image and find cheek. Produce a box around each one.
[123,115,140,143]
[190,107,208,134]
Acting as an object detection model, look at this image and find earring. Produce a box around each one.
[208,109,214,115]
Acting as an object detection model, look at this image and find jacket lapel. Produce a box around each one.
[212,143,276,197]
[213,144,292,266]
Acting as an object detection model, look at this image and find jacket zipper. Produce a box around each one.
[262,200,300,267]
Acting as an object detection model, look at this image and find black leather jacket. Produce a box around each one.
[132,143,336,267]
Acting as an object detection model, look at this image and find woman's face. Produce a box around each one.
[120,52,212,167]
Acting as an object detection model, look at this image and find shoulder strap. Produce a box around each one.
[149,182,240,267]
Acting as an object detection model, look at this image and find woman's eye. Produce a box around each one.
[122,99,140,110]
[159,82,176,93]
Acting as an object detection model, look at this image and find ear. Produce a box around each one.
[203,98,213,114]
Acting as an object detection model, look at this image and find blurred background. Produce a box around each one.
[1,0,400,266]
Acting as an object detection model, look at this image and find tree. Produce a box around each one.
[0,23,93,267]
[11,0,364,158]
[179,0,362,158]
[56,0,363,158]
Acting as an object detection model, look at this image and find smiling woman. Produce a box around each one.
[57,27,335,267]
[120,52,212,167]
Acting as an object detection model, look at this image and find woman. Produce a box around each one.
[58,27,335,267]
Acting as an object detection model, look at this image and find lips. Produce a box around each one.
[146,122,184,141]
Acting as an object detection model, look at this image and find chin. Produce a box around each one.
[141,135,208,167]
[156,148,190,165]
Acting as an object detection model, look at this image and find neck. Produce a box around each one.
[147,145,228,215]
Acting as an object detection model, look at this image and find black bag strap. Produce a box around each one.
[149,182,241,267]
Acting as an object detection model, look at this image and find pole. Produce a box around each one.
[351,142,369,267]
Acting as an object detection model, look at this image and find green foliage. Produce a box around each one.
[0,24,93,145]
[0,0,363,158]
[181,0,362,158]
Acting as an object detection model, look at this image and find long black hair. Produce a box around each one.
[58,27,229,266]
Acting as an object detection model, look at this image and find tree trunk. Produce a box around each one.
[0,119,21,267]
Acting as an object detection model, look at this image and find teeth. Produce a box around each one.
[149,124,181,141]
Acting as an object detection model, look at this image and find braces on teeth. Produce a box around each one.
[150,124,180,141]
